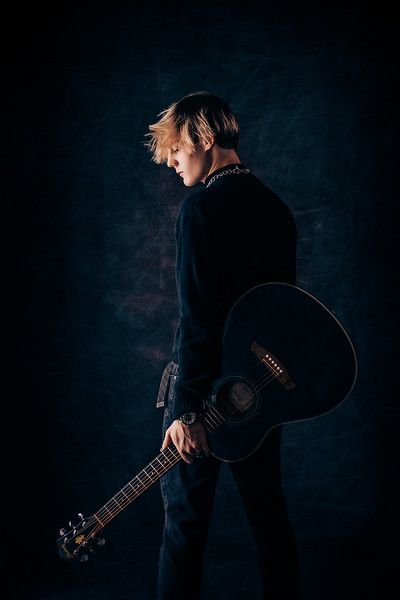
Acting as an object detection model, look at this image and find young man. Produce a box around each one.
[144,91,300,599]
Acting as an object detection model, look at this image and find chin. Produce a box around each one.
[183,177,201,187]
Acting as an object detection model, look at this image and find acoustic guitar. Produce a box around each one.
[57,282,357,561]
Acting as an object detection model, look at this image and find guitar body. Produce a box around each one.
[206,283,357,462]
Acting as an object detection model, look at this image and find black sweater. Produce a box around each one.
[169,163,297,422]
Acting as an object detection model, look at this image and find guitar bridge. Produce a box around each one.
[250,341,296,390]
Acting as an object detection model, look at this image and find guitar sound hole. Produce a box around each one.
[214,377,257,424]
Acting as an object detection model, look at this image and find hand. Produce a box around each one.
[161,419,210,464]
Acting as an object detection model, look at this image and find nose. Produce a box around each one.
[167,149,177,168]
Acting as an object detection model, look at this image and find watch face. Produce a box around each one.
[181,412,196,425]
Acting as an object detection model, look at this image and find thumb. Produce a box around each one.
[161,430,171,451]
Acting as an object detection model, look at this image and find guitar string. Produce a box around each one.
[245,357,284,393]
[63,364,282,544]
[250,368,282,394]
[236,355,287,398]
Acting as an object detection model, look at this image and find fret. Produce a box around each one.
[155,454,171,472]
[115,490,130,504]
[144,464,158,479]
[138,470,152,485]
[160,452,173,465]
[154,456,165,472]
[94,513,105,527]
[149,457,164,475]
[127,477,142,492]
[121,486,134,500]
[95,502,117,525]
[111,497,124,509]
[165,446,179,459]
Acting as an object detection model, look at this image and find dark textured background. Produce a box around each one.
[9,0,398,598]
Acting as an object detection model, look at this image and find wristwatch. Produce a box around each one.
[179,412,198,426]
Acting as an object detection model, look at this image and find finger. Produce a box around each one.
[178,441,194,461]
[180,441,195,459]
[161,430,171,451]
[180,449,194,464]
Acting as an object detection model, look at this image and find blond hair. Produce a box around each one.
[143,91,240,164]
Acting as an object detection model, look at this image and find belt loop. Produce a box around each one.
[156,361,174,408]
[171,361,179,375]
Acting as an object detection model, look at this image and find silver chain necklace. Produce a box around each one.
[206,165,251,188]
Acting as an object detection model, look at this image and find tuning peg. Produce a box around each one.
[59,528,66,536]
[80,553,89,563]
[96,537,105,547]
[68,513,85,530]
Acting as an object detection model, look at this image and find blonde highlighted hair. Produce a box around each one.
[143,91,240,164]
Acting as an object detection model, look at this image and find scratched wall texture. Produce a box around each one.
[10,0,398,598]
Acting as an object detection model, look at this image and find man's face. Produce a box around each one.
[166,140,210,187]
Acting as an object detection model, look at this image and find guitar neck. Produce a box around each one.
[92,408,221,530]
[92,446,180,528]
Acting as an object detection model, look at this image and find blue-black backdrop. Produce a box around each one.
[9,1,398,598]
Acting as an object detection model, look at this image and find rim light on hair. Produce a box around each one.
[143,91,240,164]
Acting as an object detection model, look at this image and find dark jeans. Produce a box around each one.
[156,363,300,600]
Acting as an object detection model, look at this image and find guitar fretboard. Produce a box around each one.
[93,445,181,528]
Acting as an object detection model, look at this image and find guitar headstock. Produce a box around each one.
[57,513,105,562]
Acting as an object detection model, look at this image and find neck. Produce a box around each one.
[201,153,241,183]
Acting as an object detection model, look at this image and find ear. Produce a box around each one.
[202,136,215,151]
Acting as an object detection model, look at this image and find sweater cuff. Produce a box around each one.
[168,392,206,422]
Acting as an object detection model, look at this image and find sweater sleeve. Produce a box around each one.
[169,191,224,422]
